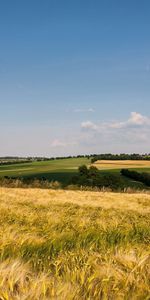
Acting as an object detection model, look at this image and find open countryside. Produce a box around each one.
[1,157,150,191]
[1,1,150,299]
[0,158,89,182]
[1,158,150,178]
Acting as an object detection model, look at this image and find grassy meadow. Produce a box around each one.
[0,158,90,184]
[0,187,149,299]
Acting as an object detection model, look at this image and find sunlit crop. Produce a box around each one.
[0,187,149,299]
[93,159,150,170]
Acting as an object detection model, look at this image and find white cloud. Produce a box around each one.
[128,112,150,126]
[110,112,150,129]
[80,112,150,152]
[74,108,94,113]
[81,121,98,131]
[50,112,150,155]
[81,112,150,131]
[51,139,77,148]
[51,139,67,147]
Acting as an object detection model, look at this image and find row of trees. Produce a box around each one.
[91,153,150,163]
[121,169,150,187]
[1,153,150,166]
[0,155,91,165]
[0,160,32,166]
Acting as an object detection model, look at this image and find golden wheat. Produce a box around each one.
[0,187,149,299]
[93,159,150,169]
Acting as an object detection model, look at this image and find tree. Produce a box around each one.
[78,165,89,176]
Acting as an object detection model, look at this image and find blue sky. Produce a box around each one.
[0,0,150,156]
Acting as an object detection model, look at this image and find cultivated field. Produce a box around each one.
[0,187,149,299]
[0,158,150,188]
[93,160,150,171]
[0,158,89,184]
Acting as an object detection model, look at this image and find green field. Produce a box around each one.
[0,158,90,184]
[0,157,150,188]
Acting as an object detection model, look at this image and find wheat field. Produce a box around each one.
[93,160,150,170]
[0,187,149,299]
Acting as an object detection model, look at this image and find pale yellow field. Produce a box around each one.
[93,159,150,170]
[0,187,149,299]
[1,187,150,213]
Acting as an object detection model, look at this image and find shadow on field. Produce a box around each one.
[21,171,77,185]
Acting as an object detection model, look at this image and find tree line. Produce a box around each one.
[91,153,150,163]
[0,155,91,165]
[121,169,150,187]
[1,153,150,167]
